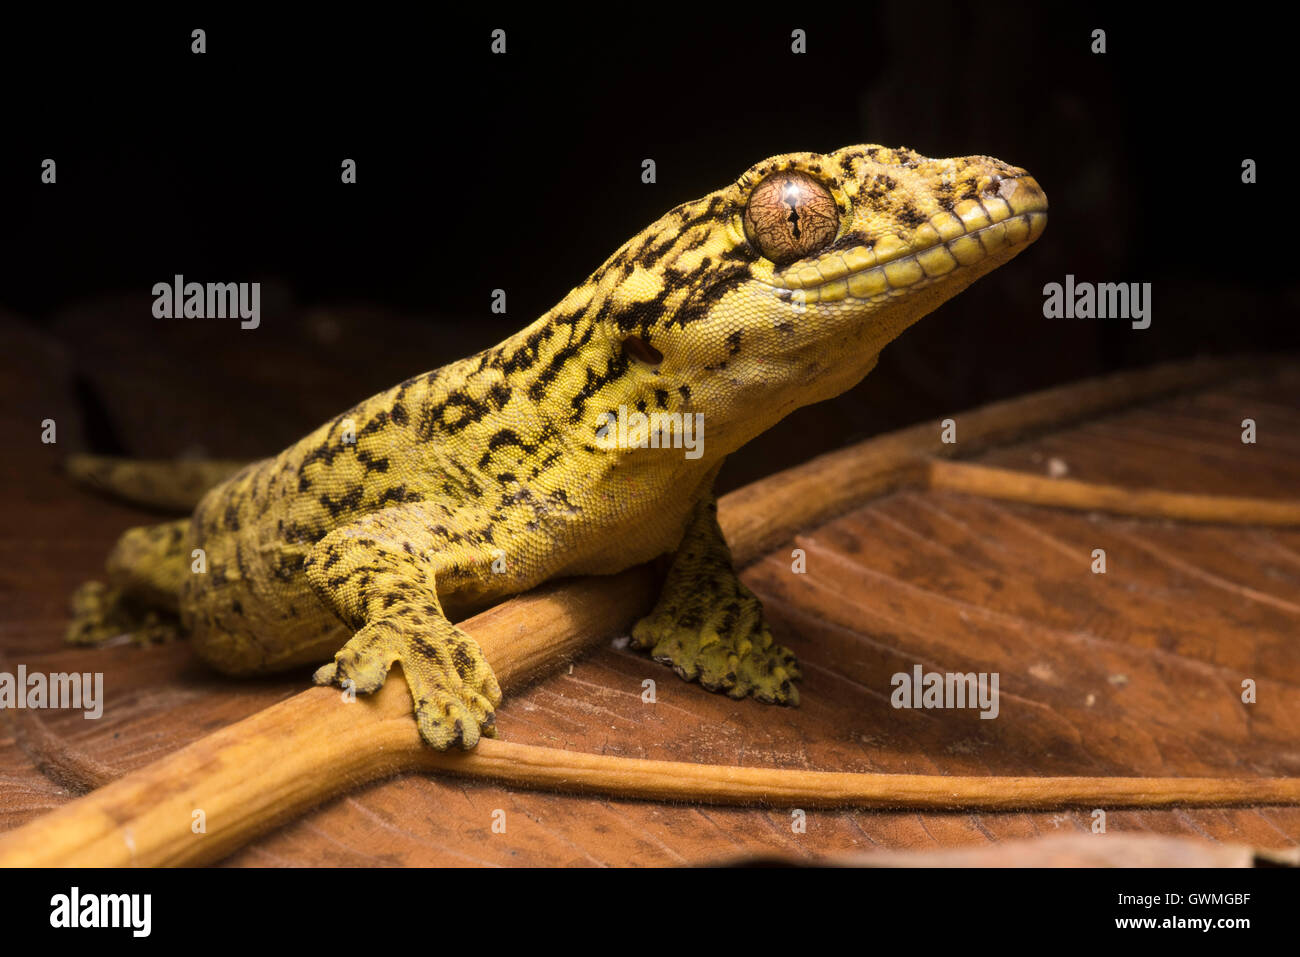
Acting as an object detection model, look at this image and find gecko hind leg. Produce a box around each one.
[631,496,801,705]
[67,517,190,646]
[67,581,181,646]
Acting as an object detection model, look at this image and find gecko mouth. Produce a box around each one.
[772,174,1048,305]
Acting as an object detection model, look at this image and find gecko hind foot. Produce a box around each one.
[313,611,502,750]
[631,580,801,706]
[66,580,180,647]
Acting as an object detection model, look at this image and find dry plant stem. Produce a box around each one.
[720,355,1268,564]
[431,740,1300,810]
[0,356,1291,867]
[0,570,657,867]
[929,459,1300,525]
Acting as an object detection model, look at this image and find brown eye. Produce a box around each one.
[743,170,839,265]
[622,335,663,366]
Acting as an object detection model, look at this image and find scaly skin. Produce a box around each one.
[69,144,1048,749]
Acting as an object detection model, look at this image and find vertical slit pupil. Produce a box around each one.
[783,180,802,239]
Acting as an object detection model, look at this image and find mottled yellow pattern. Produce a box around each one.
[69,145,1047,749]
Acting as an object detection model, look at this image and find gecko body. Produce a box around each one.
[70,144,1048,749]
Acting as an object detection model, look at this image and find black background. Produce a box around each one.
[1,7,1293,491]
[6,865,1291,942]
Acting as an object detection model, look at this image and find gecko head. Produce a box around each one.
[576,144,1047,458]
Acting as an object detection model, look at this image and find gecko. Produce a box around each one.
[67,143,1048,751]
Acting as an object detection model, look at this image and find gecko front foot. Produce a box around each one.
[313,609,502,750]
[632,578,801,705]
[631,495,800,704]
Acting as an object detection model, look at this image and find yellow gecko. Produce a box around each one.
[68,143,1048,751]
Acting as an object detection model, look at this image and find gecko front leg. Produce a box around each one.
[304,503,503,750]
[631,495,800,704]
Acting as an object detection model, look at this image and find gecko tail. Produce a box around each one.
[65,454,252,512]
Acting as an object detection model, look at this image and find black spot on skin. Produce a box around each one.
[419,390,492,439]
[634,232,677,270]
[390,402,408,426]
[677,610,703,631]
[863,174,898,204]
[897,203,926,228]
[671,264,751,328]
[377,484,420,506]
[359,411,390,436]
[488,325,556,378]
[298,414,358,470]
[611,284,674,334]
[726,331,742,355]
[319,484,365,518]
[568,352,632,423]
[451,645,476,679]
[718,244,759,264]
[654,388,669,407]
[549,306,588,328]
[478,429,535,470]
[357,450,389,474]
[679,384,691,402]
[527,321,597,400]
[223,504,241,531]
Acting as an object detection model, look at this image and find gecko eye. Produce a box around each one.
[622,335,663,366]
[743,170,839,266]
